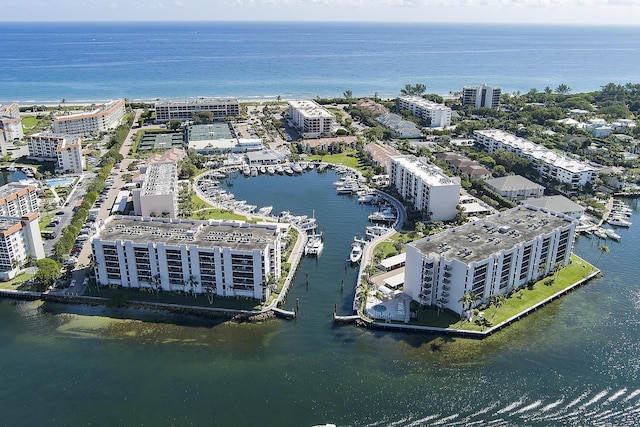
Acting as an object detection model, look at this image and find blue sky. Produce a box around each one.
[2,0,639,25]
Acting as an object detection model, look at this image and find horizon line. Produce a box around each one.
[0,20,638,28]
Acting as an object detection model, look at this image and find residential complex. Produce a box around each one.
[0,183,39,217]
[155,98,240,122]
[0,213,46,281]
[132,162,179,218]
[462,84,502,109]
[287,100,335,138]
[52,99,126,136]
[27,133,85,173]
[395,96,451,128]
[474,129,600,193]
[0,103,24,148]
[92,217,283,301]
[389,155,460,222]
[404,205,577,314]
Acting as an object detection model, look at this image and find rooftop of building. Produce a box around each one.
[155,98,238,107]
[287,100,334,119]
[397,96,451,111]
[475,129,599,174]
[140,162,177,196]
[522,195,585,213]
[409,205,576,264]
[485,175,545,192]
[96,217,279,251]
[0,183,37,202]
[52,99,124,122]
[391,155,459,187]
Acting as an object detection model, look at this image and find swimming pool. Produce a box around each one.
[46,178,74,187]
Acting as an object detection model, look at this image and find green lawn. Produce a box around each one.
[307,152,363,170]
[410,254,596,332]
[84,286,262,311]
[0,273,35,290]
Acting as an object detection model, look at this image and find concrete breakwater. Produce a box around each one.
[0,291,285,322]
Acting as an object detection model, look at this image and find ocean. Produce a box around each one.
[0,21,639,103]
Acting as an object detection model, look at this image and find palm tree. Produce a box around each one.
[458,291,474,319]
[436,297,447,315]
[593,245,610,272]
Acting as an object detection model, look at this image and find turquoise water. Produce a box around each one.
[45,178,74,187]
[2,172,640,425]
[1,22,639,103]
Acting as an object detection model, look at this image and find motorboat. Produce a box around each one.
[593,228,607,239]
[275,165,284,175]
[349,238,364,264]
[257,206,273,216]
[284,166,294,175]
[608,217,632,227]
[304,233,324,257]
[259,166,266,174]
[605,228,621,241]
[358,193,375,204]
[336,181,360,194]
[242,165,251,176]
[266,166,275,175]
[291,163,303,173]
[368,207,397,222]
[366,224,388,238]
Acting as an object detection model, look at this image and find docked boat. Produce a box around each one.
[608,217,632,227]
[297,217,317,231]
[357,193,375,204]
[250,167,258,177]
[242,165,251,176]
[593,228,608,239]
[266,166,275,175]
[291,163,303,174]
[257,206,273,217]
[284,166,294,175]
[259,166,266,174]
[317,163,328,173]
[275,165,284,174]
[307,162,315,170]
[366,224,388,238]
[304,233,324,257]
[605,228,621,241]
[368,206,397,222]
[337,182,360,195]
[349,238,364,264]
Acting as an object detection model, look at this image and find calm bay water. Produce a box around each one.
[2,171,640,426]
[1,22,639,103]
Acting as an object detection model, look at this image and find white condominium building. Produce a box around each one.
[474,129,600,192]
[132,162,179,218]
[155,98,240,122]
[405,205,577,314]
[27,133,84,174]
[395,96,452,128]
[0,103,24,145]
[0,183,39,217]
[52,99,126,136]
[0,213,46,281]
[287,100,335,138]
[462,84,502,109]
[92,217,283,301]
[389,155,460,222]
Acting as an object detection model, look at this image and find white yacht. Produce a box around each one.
[608,217,632,227]
[304,233,324,257]
[605,228,621,241]
[291,163,303,173]
[349,239,364,264]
